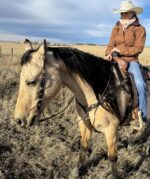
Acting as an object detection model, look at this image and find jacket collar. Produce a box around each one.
[116,18,140,26]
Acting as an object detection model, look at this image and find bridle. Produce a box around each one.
[30,50,48,123]
[36,66,47,118]
[30,50,75,124]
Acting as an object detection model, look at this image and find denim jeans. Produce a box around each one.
[128,61,147,121]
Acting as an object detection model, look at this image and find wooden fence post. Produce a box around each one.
[11,48,13,60]
[0,47,1,58]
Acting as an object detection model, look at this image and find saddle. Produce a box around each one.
[113,62,150,125]
[111,52,150,125]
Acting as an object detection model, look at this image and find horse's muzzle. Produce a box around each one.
[15,116,36,127]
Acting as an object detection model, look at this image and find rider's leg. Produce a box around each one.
[128,61,147,122]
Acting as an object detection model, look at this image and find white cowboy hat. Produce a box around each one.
[113,1,143,14]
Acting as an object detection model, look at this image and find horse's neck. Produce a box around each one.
[61,71,97,106]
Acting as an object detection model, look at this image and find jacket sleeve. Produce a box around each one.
[105,26,117,55]
[118,26,146,56]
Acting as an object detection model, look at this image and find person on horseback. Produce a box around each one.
[105,1,147,125]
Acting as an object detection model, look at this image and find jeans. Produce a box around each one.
[128,61,147,121]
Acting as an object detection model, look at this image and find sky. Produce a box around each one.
[0,0,150,46]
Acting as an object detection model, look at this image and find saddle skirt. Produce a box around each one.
[112,64,138,124]
[120,71,139,124]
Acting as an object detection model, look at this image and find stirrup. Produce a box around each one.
[133,111,144,131]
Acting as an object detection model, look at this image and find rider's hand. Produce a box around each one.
[105,54,113,61]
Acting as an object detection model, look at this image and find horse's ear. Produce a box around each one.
[24,39,33,51]
[44,39,47,52]
[38,39,47,55]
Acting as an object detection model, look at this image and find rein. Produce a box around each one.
[38,96,75,122]
[76,62,135,127]
[76,62,131,114]
[76,65,113,114]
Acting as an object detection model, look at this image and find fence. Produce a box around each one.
[0,42,25,60]
[0,42,42,60]
[0,47,14,60]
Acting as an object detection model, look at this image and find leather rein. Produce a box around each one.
[76,66,113,114]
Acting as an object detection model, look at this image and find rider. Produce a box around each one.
[105,1,147,125]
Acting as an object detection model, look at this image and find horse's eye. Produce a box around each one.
[26,80,37,86]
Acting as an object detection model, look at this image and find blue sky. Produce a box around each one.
[0,0,150,46]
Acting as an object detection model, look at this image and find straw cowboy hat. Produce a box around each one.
[113,1,143,14]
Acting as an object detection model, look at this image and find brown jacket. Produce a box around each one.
[105,19,146,62]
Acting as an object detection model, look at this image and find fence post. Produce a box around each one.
[0,47,1,58]
[11,48,13,60]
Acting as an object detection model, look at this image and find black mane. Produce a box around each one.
[48,47,115,97]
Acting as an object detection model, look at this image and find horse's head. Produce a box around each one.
[14,39,62,127]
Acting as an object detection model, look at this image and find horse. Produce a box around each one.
[14,39,143,178]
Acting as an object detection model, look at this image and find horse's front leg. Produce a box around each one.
[78,118,92,164]
[104,120,119,179]
[69,117,92,179]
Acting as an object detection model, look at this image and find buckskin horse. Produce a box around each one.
[14,39,147,178]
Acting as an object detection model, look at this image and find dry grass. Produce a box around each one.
[0,42,24,56]
[0,42,150,179]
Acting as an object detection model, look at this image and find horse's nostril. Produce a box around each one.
[16,119,24,126]
[16,119,22,125]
